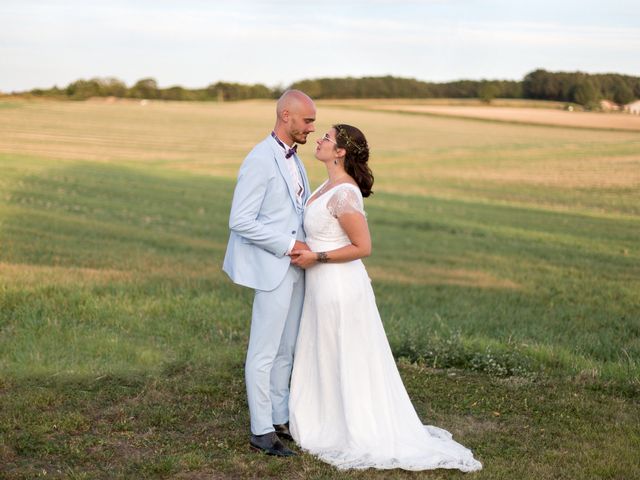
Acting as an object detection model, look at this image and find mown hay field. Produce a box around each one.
[324,99,640,132]
[1,98,639,479]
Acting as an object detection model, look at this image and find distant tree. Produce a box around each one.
[290,76,439,99]
[290,79,324,98]
[479,82,500,103]
[444,80,479,98]
[523,69,549,99]
[65,78,102,100]
[43,77,126,100]
[161,86,188,101]
[129,78,159,99]
[205,83,224,101]
[98,77,127,97]
[573,78,599,107]
[632,78,640,99]
[499,80,523,98]
[612,81,635,105]
[206,81,272,101]
[248,84,272,99]
[271,85,285,99]
[523,69,567,100]
[30,85,65,99]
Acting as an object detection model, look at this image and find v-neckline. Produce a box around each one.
[305,181,357,209]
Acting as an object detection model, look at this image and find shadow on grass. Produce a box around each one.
[1,157,235,271]
[1,155,638,386]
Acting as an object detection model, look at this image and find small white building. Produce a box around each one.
[624,100,640,115]
[600,99,620,111]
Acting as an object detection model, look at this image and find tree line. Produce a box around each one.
[25,78,275,102]
[522,70,639,106]
[17,69,640,107]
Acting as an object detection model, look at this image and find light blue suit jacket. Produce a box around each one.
[223,134,311,291]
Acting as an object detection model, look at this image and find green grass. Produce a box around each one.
[3,364,639,479]
[1,99,639,478]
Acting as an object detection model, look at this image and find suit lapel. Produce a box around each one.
[295,154,311,204]
[269,137,301,211]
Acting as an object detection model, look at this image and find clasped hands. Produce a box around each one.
[289,241,317,269]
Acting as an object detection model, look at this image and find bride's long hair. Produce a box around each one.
[333,124,374,197]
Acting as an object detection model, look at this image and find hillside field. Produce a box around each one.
[1,98,639,479]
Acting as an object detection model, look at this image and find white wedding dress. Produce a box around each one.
[289,182,482,472]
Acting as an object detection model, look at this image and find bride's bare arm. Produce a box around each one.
[290,211,371,269]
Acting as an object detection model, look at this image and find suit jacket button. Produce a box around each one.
[291,230,296,234]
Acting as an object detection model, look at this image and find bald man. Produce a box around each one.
[223,90,316,456]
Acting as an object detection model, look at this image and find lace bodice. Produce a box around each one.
[304,183,365,251]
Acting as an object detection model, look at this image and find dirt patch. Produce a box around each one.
[444,414,503,438]
[373,105,640,131]
[0,443,18,463]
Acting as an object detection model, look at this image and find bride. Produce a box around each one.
[289,124,482,472]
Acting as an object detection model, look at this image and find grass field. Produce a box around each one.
[1,98,639,479]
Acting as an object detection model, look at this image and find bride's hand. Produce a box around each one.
[290,249,317,269]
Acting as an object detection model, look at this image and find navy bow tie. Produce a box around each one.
[285,144,297,158]
[271,131,297,158]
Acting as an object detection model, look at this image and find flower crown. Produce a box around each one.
[336,126,366,154]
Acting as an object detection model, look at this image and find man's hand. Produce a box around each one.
[289,241,309,260]
[291,241,310,253]
[289,241,310,266]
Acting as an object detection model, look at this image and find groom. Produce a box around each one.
[223,90,315,456]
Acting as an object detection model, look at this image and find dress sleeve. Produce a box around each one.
[326,185,365,218]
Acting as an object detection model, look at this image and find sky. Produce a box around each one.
[1,0,639,93]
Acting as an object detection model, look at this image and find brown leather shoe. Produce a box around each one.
[273,422,293,441]
[250,431,296,457]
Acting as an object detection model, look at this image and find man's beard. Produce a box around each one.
[293,133,308,144]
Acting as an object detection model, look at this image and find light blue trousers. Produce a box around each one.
[246,265,304,435]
